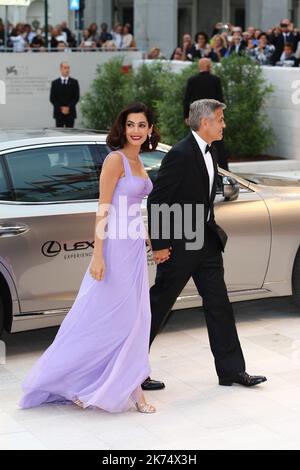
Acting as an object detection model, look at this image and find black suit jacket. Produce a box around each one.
[183,72,224,119]
[228,41,247,56]
[147,132,228,252]
[50,77,80,119]
[189,46,219,63]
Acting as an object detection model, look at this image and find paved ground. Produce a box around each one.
[1,296,300,450]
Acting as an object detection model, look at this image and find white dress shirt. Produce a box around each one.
[113,33,123,49]
[235,43,241,54]
[61,76,69,85]
[191,130,214,196]
[191,130,215,221]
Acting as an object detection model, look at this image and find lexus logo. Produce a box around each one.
[42,240,94,257]
[42,241,62,257]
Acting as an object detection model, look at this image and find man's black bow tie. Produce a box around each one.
[205,144,211,154]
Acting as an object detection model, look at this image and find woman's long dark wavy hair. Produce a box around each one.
[106,102,160,152]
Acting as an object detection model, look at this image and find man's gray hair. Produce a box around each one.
[188,99,226,131]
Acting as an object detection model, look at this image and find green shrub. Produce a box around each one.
[214,54,274,156]
[80,58,197,140]
[156,62,198,145]
[81,56,274,157]
[80,57,133,130]
[128,62,166,119]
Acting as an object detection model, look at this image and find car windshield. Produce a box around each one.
[140,150,165,181]
[140,150,164,168]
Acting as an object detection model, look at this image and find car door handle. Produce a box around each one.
[0,223,29,237]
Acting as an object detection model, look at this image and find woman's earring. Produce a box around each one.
[148,134,153,150]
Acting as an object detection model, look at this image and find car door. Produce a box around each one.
[1,143,100,314]
[214,173,271,292]
[179,173,271,298]
[138,148,271,295]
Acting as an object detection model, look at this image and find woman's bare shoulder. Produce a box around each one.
[102,151,124,173]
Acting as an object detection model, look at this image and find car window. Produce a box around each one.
[93,144,112,172]
[140,150,165,168]
[95,144,111,161]
[141,150,165,182]
[5,145,99,202]
[0,158,11,201]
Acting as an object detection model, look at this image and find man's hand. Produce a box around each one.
[60,106,70,115]
[152,247,172,264]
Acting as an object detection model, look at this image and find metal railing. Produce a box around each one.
[0,46,140,53]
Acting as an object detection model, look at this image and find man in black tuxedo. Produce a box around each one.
[50,62,80,128]
[184,58,228,170]
[228,31,247,56]
[142,99,266,391]
[183,59,223,120]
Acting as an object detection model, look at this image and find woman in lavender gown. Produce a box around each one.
[19,102,163,413]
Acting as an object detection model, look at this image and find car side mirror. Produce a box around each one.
[222,176,240,201]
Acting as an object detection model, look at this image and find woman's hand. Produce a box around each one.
[89,255,106,281]
[152,247,172,264]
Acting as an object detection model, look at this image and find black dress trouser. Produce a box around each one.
[149,227,246,379]
[55,115,75,128]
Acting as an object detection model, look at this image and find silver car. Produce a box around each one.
[1,129,300,336]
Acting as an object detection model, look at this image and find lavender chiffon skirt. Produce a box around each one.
[19,159,153,413]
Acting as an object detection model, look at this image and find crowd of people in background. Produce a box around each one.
[0,18,136,52]
[1,16,300,67]
[168,19,300,67]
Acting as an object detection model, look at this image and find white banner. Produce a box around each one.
[0,0,30,6]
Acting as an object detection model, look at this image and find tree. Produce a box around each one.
[81,58,133,130]
[156,63,198,145]
[214,54,274,156]
[81,56,274,157]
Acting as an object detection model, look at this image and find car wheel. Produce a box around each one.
[292,249,300,308]
[0,296,4,337]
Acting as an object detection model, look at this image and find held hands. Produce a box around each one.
[152,247,172,264]
[146,239,171,264]
[89,255,105,281]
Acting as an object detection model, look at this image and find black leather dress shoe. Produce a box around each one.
[219,372,267,387]
[141,377,165,391]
